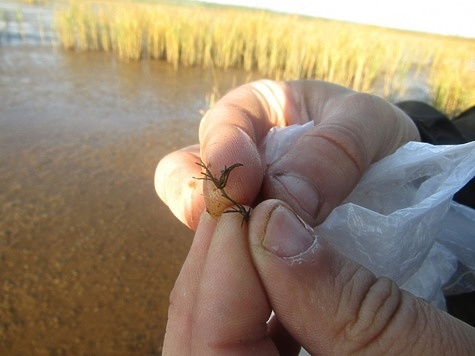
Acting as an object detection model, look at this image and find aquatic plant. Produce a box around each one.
[53,0,475,116]
[195,161,251,224]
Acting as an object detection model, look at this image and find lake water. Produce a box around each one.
[0,2,257,353]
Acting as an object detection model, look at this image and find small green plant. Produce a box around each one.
[195,160,251,224]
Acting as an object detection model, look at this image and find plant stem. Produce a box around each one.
[195,160,251,224]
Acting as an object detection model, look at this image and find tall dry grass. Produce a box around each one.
[429,42,475,116]
[54,0,475,116]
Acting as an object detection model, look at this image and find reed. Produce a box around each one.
[16,0,50,4]
[111,6,145,60]
[429,41,475,117]
[54,0,475,116]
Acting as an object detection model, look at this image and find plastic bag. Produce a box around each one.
[261,122,475,309]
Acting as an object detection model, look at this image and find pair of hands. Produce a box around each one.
[156,80,474,354]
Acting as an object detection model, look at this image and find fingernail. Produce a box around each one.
[274,173,321,218]
[263,205,315,258]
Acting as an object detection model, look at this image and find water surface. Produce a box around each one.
[0,42,253,354]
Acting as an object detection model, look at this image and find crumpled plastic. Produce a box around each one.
[261,122,475,309]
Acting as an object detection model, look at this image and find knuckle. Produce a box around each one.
[333,274,413,354]
[344,277,402,345]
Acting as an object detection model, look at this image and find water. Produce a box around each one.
[0,3,256,353]
[0,0,56,46]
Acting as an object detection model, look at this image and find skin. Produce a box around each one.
[155,80,475,354]
[156,80,419,228]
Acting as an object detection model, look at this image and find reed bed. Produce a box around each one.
[16,0,50,4]
[54,0,475,116]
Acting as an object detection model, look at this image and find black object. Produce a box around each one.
[396,101,466,144]
[453,106,475,142]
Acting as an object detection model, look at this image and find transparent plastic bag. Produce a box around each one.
[262,123,475,309]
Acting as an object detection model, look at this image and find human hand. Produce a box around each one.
[163,199,475,355]
[155,80,420,230]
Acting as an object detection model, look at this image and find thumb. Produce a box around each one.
[249,200,475,355]
[262,86,420,225]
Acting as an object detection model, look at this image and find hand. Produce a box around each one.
[155,80,419,229]
[163,199,475,355]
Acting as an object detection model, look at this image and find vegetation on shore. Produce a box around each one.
[15,0,50,4]
[53,0,475,116]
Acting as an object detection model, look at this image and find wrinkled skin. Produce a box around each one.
[156,80,419,228]
[155,80,475,355]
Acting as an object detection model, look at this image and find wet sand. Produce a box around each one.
[0,44,252,354]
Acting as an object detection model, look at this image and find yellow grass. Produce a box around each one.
[54,0,475,117]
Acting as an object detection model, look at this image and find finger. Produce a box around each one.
[249,200,475,355]
[262,81,420,225]
[198,80,306,219]
[155,80,301,225]
[155,144,206,229]
[191,210,278,354]
[162,212,217,355]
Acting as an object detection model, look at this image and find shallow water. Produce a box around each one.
[0,3,254,353]
[0,42,255,354]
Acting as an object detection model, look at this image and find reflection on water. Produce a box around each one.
[0,45,254,354]
[0,0,56,46]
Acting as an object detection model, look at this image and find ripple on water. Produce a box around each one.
[0,43,255,354]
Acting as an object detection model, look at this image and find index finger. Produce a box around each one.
[198,80,307,218]
[156,80,369,227]
[155,80,305,228]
